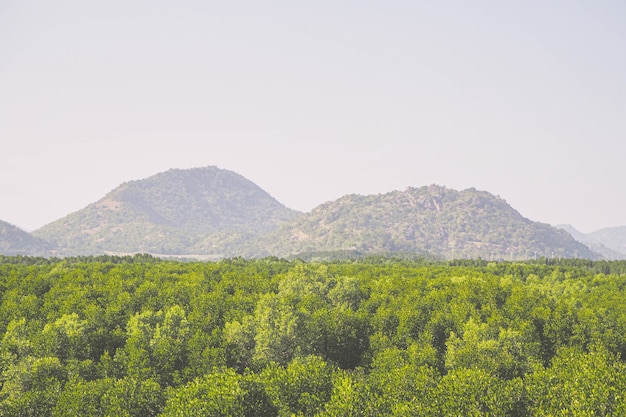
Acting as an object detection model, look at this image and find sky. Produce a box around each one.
[1,0,625,233]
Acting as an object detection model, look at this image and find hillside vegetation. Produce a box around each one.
[261,185,596,260]
[0,255,625,415]
[33,167,298,256]
[3,167,611,260]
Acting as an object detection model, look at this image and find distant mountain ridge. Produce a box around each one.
[1,166,610,260]
[258,185,597,260]
[0,220,54,256]
[33,167,299,256]
[557,224,626,260]
[589,226,626,256]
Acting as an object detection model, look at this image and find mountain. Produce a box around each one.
[0,220,54,256]
[33,167,300,256]
[22,170,605,260]
[557,225,626,260]
[588,226,626,258]
[258,185,598,260]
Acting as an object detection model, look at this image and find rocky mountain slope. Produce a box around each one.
[258,185,598,260]
[33,167,299,256]
[0,220,54,256]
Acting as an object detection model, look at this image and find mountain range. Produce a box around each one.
[2,166,624,260]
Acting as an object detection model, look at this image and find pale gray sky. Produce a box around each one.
[1,0,625,233]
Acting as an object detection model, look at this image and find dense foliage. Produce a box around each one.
[0,255,625,415]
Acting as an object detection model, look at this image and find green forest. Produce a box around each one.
[0,255,625,416]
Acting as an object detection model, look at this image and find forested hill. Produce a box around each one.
[33,167,299,256]
[259,185,598,260]
[0,219,54,256]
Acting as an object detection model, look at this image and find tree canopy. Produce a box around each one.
[0,255,624,415]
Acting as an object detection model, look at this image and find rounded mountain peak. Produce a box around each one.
[34,166,299,256]
[101,166,298,233]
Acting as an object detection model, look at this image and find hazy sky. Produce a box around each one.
[1,1,625,233]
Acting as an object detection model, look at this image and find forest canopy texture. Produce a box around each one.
[0,255,625,416]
